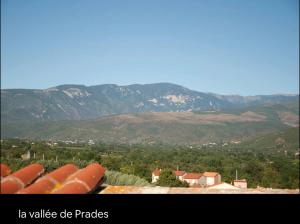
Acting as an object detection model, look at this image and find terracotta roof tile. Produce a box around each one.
[174,171,186,176]
[1,163,106,194]
[1,164,44,194]
[52,181,91,194]
[18,164,78,194]
[53,163,105,194]
[183,173,202,179]
[203,172,219,177]
[152,168,160,176]
[0,164,11,177]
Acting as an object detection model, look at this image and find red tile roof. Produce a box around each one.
[203,172,219,177]
[1,164,44,194]
[152,168,160,176]
[183,173,202,179]
[1,163,106,194]
[0,164,11,177]
[18,164,78,194]
[174,171,186,176]
[53,181,91,194]
[52,163,105,194]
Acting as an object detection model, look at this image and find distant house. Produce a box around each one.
[152,168,161,183]
[208,182,240,190]
[152,169,187,183]
[183,173,203,186]
[201,172,221,186]
[152,169,222,187]
[234,179,247,189]
[21,150,33,161]
[173,170,186,181]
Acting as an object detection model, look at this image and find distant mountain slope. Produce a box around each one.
[1,83,298,123]
[194,102,299,127]
[2,103,298,145]
[236,126,299,153]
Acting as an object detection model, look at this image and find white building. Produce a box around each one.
[152,168,161,183]
[21,150,32,160]
[174,171,186,181]
[201,172,221,186]
[152,169,222,187]
[183,173,203,186]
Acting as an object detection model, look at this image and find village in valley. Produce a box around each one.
[100,168,299,194]
[151,168,247,190]
[1,137,299,194]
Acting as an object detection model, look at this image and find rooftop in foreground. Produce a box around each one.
[1,163,105,194]
[100,185,299,194]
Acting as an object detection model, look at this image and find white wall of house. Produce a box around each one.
[152,174,159,183]
[199,176,206,186]
[178,176,185,181]
[184,179,199,186]
[204,175,221,186]
[206,177,215,186]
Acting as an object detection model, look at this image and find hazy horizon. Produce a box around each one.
[1,81,299,96]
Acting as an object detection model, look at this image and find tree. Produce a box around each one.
[157,169,189,187]
[120,165,135,175]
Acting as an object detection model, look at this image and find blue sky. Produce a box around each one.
[1,0,299,95]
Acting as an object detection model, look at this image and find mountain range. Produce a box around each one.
[1,83,299,144]
[1,83,299,123]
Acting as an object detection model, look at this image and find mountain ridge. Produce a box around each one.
[3,82,298,96]
[1,83,299,124]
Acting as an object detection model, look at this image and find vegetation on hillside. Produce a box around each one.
[1,127,299,189]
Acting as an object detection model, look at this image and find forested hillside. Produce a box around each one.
[2,102,298,145]
[1,127,298,189]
